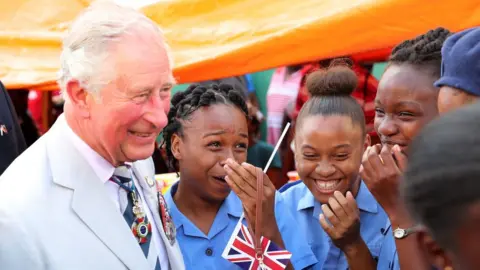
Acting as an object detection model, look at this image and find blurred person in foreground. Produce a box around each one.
[0,81,27,175]
[403,102,480,270]
[0,2,185,270]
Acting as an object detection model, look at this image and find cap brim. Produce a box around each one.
[434,77,448,88]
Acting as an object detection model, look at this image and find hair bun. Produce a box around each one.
[306,60,358,97]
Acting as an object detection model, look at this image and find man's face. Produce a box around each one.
[87,32,173,165]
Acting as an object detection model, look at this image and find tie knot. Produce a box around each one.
[113,165,132,184]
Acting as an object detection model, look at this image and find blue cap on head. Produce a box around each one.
[434,27,480,96]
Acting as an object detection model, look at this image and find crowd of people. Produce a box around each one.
[1,2,480,270]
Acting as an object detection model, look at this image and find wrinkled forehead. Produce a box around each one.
[110,33,175,92]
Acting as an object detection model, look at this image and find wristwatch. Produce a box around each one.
[393,226,421,239]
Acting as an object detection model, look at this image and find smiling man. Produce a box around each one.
[0,2,185,270]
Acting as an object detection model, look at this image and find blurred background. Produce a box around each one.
[2,0,479,189]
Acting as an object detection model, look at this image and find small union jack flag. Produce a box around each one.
[222,217,292,270]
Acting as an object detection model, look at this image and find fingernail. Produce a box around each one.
[224,165,230,171]
[347,191,352,197]
[393,144,401,151]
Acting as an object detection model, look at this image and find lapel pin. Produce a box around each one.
[0,125,7,136]
[145,176,155,187]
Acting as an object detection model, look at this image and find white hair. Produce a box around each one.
[58,1,174,98]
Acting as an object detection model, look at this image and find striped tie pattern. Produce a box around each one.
[113,166,161,270]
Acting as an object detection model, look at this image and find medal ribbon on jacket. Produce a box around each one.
[110,176,151,244]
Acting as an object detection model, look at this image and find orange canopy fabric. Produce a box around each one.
[1,0,480,90]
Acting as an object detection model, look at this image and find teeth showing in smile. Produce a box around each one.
[130,131,151,137]
[315,180,340,191]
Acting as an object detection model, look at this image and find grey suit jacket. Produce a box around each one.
[0,116,185,270]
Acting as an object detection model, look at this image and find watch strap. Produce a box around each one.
[394,225,422,239]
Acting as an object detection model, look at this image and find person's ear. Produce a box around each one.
[171,133,183,160]
[417,230,454,270]
[65,80,93,117]
[363,134,372,151]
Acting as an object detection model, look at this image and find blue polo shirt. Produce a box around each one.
[165,182,317,269]
[377,222,399,270]
[280,181,391,269]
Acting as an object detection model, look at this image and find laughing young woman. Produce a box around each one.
[360,27,452,270]
[162,84,317,269]
[280,62,390,270]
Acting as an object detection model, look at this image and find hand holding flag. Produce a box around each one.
[222,123,292,270]
[222,215,292,270]
[224,160,277,237]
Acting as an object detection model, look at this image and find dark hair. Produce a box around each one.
[161,84,248,171]
[296,60,366,134]
[388,27,451,77]
[402,102,480,250]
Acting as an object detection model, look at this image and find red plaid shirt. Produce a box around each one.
[293,62,378,138]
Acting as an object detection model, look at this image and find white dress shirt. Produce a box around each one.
[63,116,169,270]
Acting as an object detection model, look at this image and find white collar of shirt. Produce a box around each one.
[61,115,115,183]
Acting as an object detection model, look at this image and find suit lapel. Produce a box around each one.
[46,117,150,270]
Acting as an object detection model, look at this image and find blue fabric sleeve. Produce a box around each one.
[274,192,318,269]
[376,224,400,270]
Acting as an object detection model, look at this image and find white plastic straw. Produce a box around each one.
[238,122,291,221]
[263,122,291,173]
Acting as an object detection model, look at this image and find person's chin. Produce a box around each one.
[210,177,231,198]
[123,144,156,162]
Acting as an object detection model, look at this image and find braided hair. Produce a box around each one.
[162,83,248,171]
[389,27,451,77]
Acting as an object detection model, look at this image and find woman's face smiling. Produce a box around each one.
[295,115,368,204]
[374,64,439,154]
[172,104,249,202]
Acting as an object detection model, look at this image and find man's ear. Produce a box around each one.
[171,133,182,160]
[65,80,92,117]
[417,230,454,269]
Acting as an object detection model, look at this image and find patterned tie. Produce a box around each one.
[112,166,161,270]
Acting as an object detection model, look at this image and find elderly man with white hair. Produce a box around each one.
[0,2,185,270]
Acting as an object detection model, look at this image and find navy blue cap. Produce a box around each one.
[434,27,480,96]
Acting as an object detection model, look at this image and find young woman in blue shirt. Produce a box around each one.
[361,27,452,270]
[280,62,390,269]
[161,84,317,269]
